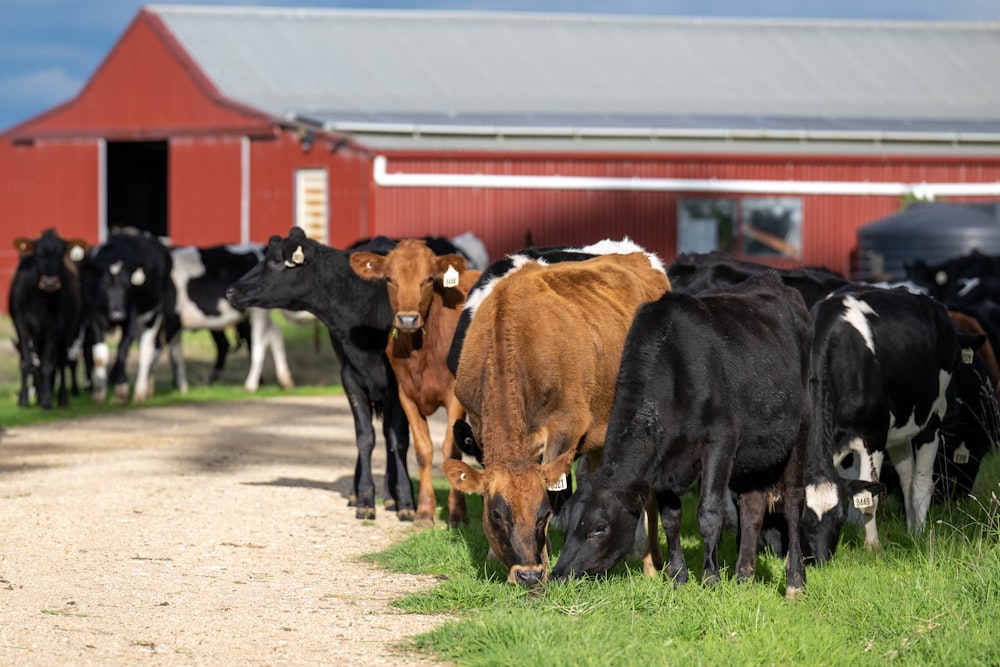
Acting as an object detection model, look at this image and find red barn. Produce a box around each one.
[3,6,1000,307]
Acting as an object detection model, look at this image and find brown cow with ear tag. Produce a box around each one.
[351,239,481,528]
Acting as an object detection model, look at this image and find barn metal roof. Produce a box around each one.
[148,5,1000,152]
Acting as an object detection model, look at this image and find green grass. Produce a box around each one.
[370,455,1000,667]
[0,314,343,428]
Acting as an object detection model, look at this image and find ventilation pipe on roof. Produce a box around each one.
[372,155,1000,199]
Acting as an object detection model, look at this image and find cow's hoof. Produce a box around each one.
[448,514,470,530]
[92,390,107,404]
[414,514,435,529]
[397,508,416,522]
[383,499,397,512]
[355,507,376,520]
[114,384,130,404]
[701,572,721,587]
[785,586,805,602]
[347,495,357,507]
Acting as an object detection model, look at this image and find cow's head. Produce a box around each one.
[800,478,884,564]
[550,477,647,580]
[227,227,313,312]
[96,259,147,323]
[442,421,575,587]
[14,229,87,293]
[350,239,467,332]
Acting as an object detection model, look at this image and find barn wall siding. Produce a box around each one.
[370,153,1000,277]
[170,137,243,246]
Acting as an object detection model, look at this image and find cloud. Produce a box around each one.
[1,68,83,108]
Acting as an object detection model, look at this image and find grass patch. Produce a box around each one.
[371,458,1000,666]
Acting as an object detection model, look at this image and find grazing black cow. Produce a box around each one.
[82,232,178,404]
[802,285,984,555]
[166,245,293,392]
[668,250,849,307]
[226,227,415,521]
[8,229,87,409]
[553,272,813,599]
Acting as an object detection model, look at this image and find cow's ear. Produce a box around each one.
[13,237,33,256]
[349,252,387,280]
[66,239,88,262]
[541,448,576,491]
[435,253,468,277]
[618,480,650,517]
[442,460,485,495]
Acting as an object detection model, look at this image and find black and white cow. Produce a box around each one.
[82,232,178,404]
[803,285,984,555]
[8,229,87,409]
[226,227,415,521]
[165,244,293,393]
[553,271,813,599]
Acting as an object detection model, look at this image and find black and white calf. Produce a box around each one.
[553,272,813,599]
[226,227,415,521]
[81,232,177,404]
[8,229,87,409]
[804,285,984,554]
[166,245,293,393]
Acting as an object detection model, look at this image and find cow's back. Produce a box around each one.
[456,252,669,459]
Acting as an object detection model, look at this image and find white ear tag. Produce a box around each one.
[130,268,146,286]
[953,443,970,464]
[548,473,568,492]
[961,348,974,365]
[852,490,874,511]
[69,245,85,262]
[110,261,123,276]
[935,271,948,286]
[443,265,459,288]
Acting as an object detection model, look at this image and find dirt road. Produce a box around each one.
[0,395,450,666]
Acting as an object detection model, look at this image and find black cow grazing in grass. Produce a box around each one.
[803,286,984,556]
[226,227,415,521]
[82,232,178,404]
[166,245,293,393]
[553,272,813,600]
[668,250,849,307]
[9,229,87,409]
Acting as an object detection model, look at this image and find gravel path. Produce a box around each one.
[0,395,451,666]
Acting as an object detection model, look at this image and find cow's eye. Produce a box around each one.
[588,523,609,540]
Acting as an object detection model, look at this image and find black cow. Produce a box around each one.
[8,229,87,409]
[81,232,178,404]
[166,245,294,392]
[226,227,415,521]
[668,250,849,307]
[553,272,813,600]
[802,285,984,556]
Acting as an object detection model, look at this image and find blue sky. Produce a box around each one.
[2,0,999,132]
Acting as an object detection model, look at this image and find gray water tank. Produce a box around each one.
[855,201,1000,281]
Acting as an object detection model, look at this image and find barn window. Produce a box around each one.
[294,168,329,245]
[741,198,802,259]
[677,199,737,254]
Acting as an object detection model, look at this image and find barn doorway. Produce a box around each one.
[106,140,168,239]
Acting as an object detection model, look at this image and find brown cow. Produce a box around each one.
[351,239,481,528]
[949,310,1000,398]
[442,250,671,586]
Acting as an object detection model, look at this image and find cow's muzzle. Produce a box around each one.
[37,275,62,292]
[509,565,546,588]
[394,313,422,330]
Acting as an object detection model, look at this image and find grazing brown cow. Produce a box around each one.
[351,239,482,528]
[442,250,671,586]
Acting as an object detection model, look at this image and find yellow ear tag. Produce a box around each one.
[443,265,459,288]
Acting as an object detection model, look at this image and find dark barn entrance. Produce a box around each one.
[106,140,168,238]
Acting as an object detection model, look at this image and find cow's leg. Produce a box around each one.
[697,447,733,586]
[209,329,230,384]
[641,495,663,577]
[908,435,940,534]
[168,337,189,394]
[382,389,416,521]
[397,391,436,527]
[782,478,807,600]
[442,394,469,528]
[735,489,766,584]
[262,311,294,390]
[658,490,688,585]
[91,339,110,403]
[54,342,71,408]
[131,316,162,403]
[342,368,378,519]
[244,311,267,392]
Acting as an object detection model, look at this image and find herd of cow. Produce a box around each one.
[8,226,1000,601]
